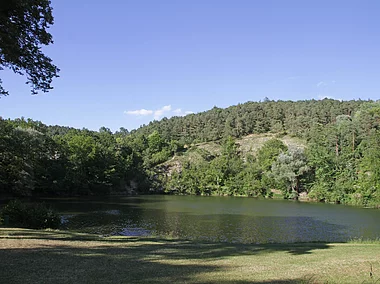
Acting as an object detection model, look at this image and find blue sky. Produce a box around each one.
[1,0,380,131]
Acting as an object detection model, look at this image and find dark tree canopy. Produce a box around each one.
[0,0,59,96]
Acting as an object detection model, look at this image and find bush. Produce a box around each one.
[0,200,61,229]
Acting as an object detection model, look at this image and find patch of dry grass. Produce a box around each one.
[1,228,380,283]
[237,133,305,156]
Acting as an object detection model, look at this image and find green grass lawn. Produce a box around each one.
[1,228,380,283]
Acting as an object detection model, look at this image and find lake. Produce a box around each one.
[43,195,380,244]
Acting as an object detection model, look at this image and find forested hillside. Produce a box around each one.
[133,99,364,143]
[1,99,380,207]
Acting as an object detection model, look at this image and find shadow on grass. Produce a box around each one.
[0,228,331,284]
[1,227,331,255]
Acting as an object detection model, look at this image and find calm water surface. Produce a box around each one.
[44,195,380,244]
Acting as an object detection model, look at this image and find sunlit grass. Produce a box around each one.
[348,237,380,244]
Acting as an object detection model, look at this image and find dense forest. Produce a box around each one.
[1,99,379,207]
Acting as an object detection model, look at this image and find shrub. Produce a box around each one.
[0,200,61,229]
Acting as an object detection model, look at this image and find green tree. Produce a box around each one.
[357,130,380,206]
[0,0,59,96]
[0,120,64,196]
[271,147,310,199]
[354,101,380,136]
[256,139,288,172]
[64,133,97,194]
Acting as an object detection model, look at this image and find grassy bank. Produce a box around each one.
[1,228,380,283]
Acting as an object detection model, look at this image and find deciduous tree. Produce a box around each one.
[0,0,59,96]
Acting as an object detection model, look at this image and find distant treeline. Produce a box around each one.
[133,99,364,143]
[1,99,379,207]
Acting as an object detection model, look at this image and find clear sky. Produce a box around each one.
[1,0,380,132]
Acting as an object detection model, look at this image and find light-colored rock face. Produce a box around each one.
[157,133,306,178]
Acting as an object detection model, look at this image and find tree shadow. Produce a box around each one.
[0,229,331,283]
[1,228,331,256]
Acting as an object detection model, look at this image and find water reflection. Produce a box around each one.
[42,195,380,244]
